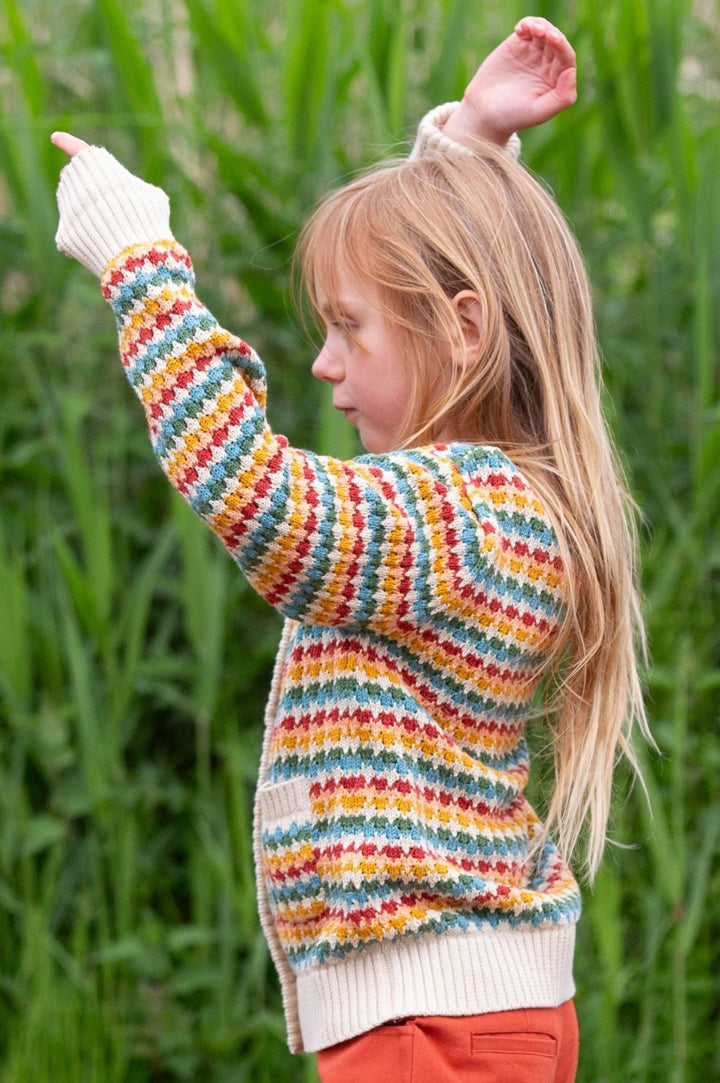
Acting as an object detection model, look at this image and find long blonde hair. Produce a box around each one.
[296,146,651,880]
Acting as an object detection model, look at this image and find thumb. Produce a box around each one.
[554,66,577,106]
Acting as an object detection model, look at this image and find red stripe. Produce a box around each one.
[289,629,537,707]
[309,773,526,821]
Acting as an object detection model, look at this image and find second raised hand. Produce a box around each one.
[442,16,577,150]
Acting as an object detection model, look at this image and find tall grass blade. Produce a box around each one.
[95,0,166,174]
[284,0,330,165]
[184,0,268,127]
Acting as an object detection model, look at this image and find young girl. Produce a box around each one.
[52,17,649,1082]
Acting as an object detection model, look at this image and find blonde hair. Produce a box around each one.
[296,146,651,880]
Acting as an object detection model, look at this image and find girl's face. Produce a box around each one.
[311,269,409,454]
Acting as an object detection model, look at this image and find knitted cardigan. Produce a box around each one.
[55,110,581,1054]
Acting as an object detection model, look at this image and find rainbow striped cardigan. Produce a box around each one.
[101,240,581,1053]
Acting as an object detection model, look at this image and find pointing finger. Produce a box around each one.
[51,131,91,157]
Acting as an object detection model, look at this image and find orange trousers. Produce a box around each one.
[316,1000,578,1083]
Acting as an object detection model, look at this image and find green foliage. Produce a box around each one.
[1,0,718,1079]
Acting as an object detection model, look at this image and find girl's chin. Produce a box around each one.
[354,419,400,455]
[360,436,395,455]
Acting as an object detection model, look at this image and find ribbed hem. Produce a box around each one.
[295,923,576,1052]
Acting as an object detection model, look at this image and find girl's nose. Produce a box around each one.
[311,342,343,383]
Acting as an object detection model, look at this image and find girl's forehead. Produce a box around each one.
[314,263,381,312]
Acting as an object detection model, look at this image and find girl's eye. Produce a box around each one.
[328,320,357,336]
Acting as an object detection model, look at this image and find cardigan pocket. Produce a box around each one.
[258,776,326,935]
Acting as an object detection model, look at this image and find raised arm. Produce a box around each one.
[440,16,576,151]
[52,141,540,640]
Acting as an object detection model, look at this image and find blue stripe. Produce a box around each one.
[109,258,195,319]
[266,748,524,806]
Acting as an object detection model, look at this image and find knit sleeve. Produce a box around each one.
[100,241,523,635]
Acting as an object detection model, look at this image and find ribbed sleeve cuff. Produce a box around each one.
[55,146,174,277]
[410,101,521,162]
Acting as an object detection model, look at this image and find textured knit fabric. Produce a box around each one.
[95,241,582,1052]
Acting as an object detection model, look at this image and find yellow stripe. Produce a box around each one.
[244,451,312,598]
[304,458,357,623]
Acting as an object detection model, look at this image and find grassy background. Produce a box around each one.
[1,0,719,1079]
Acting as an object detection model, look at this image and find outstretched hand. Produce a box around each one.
[51,131,173,278]
[443,16,577,150]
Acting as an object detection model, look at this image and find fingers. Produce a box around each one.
[51,131,91,157]
[514,16,576,65]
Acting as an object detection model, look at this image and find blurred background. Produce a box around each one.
[0,0,718,1079]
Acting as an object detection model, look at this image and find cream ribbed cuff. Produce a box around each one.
[410,101,521,162]
[55,146,174,277]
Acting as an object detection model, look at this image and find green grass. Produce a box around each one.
[1,0,719,1079]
